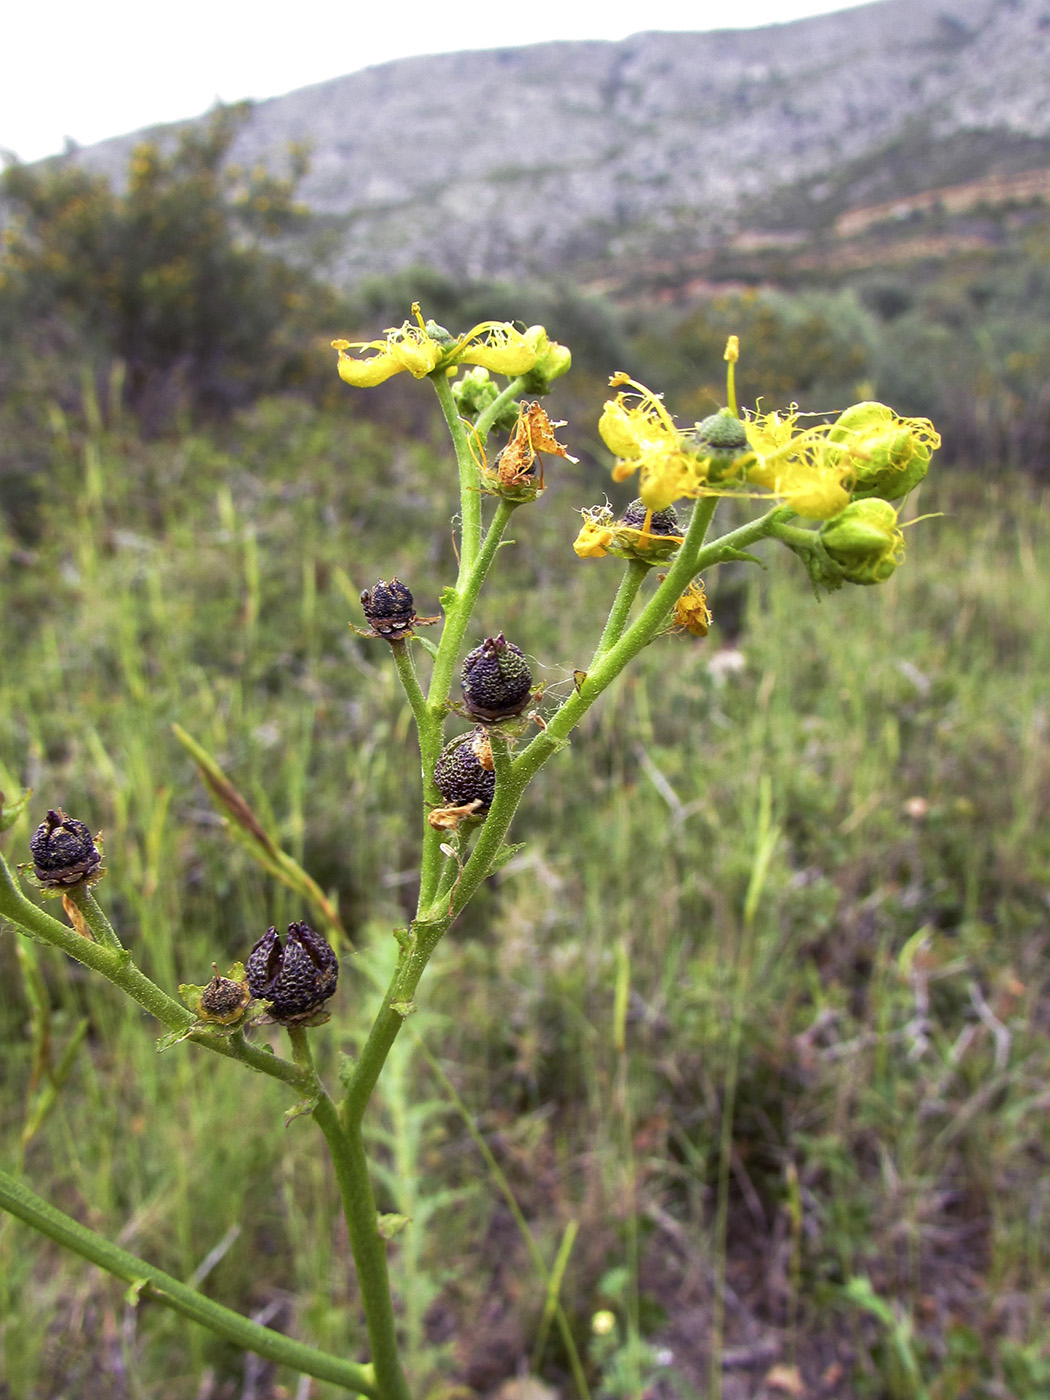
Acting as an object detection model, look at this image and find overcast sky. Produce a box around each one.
[4,0,879,163]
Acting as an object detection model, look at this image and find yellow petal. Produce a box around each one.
[336,350,403,387]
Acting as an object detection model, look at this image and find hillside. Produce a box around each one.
[70,0,1050,290]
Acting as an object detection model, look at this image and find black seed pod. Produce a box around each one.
[433,730,496,812]
[245,922,339,1021]
[199,966,251,1025]
[694,410,750,482]
[619,499,680,535]
[461,634,533,721]
[29,809,102,888]
[360,578,415,639]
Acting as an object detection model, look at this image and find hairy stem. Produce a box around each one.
[311,1094,412,1400]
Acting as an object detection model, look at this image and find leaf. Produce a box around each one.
[172,723,279,859]
[488,842,527,876]
[377,1212,411,1240]
[156,1026,195,1052]
[390,1000,417,1019]
[413,635,440,659]
[284,1089,321,1125]
[439,585,459,613]
[0,787,32,833]
[124,1278,150,1307]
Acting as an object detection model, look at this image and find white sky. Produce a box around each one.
[4,0,879,163]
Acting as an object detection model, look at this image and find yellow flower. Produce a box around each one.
[576,515,616,557]
[600,375,704,510]
[744,410,853,520]
[672,580,712,636]
[332,303,544,388]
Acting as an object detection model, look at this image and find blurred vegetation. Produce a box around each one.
[1,117,1049,1398]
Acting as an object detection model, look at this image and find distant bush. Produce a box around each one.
[0,105,341,430]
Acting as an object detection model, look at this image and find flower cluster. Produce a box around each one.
[598,372,939,527]
[332,303,569,390]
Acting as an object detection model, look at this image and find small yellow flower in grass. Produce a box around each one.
[332,303,546,388]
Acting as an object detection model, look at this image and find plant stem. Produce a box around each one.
[0,1167,378,1397]
[590,559,650,664]
[389,639,429,736]
[431,370,483,573]
[311,1094,413,1400]
[69,886,123,949]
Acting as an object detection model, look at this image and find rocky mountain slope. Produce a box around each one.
[75,0,1050,287]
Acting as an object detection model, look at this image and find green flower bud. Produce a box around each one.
[830,402,935,501]
[693,409,751,483]
[451,367,520,432]
[820,498,904,585]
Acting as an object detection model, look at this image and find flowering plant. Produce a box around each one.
[0,305,938,1397]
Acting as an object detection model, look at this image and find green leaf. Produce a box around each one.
[377,1212,411,1240]
[439,585,459,613]
[487,842,526,876]
[413,635,440,659]
[284,1089,321,1125]
[390,1000,416,1019]
[0,788,32,833]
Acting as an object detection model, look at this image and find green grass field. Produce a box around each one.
[1,385,1048,1399]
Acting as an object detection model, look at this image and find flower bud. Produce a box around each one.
[360,578,416,640]
[829,402,935,501]
[245,922,339,1022]
[29,809,102,889]
[433,730,496,812]
[820,498,904,585]
[452,367,519,432]
[693,410,751,483]
[521,327,572,392]
[461,635,533,721]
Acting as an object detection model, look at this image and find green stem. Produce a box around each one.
[431,370,483,574]
[416,495,518,912]
[0,1167,378,1397]
[589,559,650,664]
[311,1094,412,1400]
[473,374,529,443]
[69,886,123,950]
[389,639,429,736]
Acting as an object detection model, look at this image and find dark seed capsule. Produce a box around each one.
[199,968,250,1025]
[29,809,101,888]
[360,578,415,639]
[619,499,680,535]
[433,730,497,812]
[245,922,339,1021]
[461,634,533,722]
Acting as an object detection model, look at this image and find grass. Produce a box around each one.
[1,385,1048,1398]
